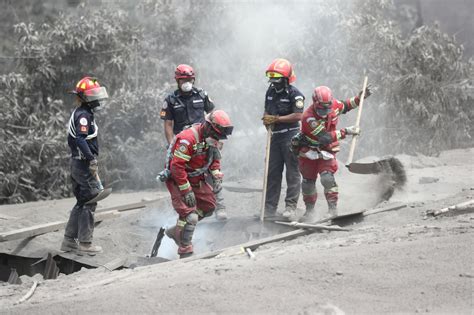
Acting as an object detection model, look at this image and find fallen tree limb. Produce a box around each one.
[274,221,351,231]
[363,203,407,216]
[0,213,18,220]
[14,281,38,305]
[427,200,474,217]
[0,210,120,242]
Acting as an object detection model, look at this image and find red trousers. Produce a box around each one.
[166,179,216,219]
[298,156,338,206]
[298,156,338,180]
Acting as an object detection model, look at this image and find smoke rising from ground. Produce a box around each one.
[181,1,361,180]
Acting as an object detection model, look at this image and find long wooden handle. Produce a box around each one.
[346,76,368,166]
[260,127,273,222]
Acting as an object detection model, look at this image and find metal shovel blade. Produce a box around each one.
[346,161,383,174]
[346,157,407,189]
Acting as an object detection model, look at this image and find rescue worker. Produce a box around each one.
[291,85,371,220]
[262,58,305,218]
[160,64,227,220]
[60,76,109,255]
[164,110,233,258]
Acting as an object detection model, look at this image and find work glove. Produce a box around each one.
[344,126,361,136]
[213,176,223,194]
[182,190,196,207]
[262,114,279,126]
[358,84,372,99]
[89,159,98,177]
[290,132,303,155]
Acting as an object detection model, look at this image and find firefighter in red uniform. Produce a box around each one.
[291,85,371,220]
[163,110,233,258]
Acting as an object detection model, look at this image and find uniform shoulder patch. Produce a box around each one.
[178,144,188,153]
[79,117,88,126]
[295,99,304,109]
[310,120,318,129]
[161,100,168,110]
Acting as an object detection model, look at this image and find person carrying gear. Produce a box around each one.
[163,110,233,258]
[262,58,305,219]
[293,85,372,221]
[160,64,227,220]
[61,76,109,255]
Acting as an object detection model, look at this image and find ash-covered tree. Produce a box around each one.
[0,4,142,203]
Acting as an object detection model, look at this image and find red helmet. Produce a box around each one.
[71,76,108,103]
[265,58,296,84]
[175,64,195,80]
[312,86,333,116]
[205,110,234,140]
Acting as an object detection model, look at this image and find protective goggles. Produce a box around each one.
[266,71,284,78]
[212,125,234,140]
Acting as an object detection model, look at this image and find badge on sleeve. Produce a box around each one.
[178,144,188,153]
[295,100,304,109]
[310,120,318,129]
[79,117,88,132]
[161,100,168,110]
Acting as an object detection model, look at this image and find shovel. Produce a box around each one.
[345,77,406,191]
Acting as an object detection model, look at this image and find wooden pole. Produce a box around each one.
[260,126,273,222]
[346,76,368,166]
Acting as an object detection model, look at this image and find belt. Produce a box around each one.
[71,156,84,160]
[272,127,299,134]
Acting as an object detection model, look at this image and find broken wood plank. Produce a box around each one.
[274,221,351,231]
[179,229,313,263]
[0,210,120,242]
[96,196,167,213]
[428,200,474,217]
[100,257,127,271]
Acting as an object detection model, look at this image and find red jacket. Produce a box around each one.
[301,95,360,153]
[169,124,221,193]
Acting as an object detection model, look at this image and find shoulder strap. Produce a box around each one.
[193,87,206,100]
[190,126,200,144]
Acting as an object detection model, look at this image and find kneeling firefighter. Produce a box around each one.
[161,110,233,258]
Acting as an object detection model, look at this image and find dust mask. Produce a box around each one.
[180,82,193,93]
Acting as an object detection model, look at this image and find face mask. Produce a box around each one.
[270,78,286,93]
[91,106,102,113]
[180,81,193,93]
[88,100,102,113]
[315,107,331,117]
[205,137,224,150]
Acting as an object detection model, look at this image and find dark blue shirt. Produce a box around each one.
[160,87,215,135]
[264,85,305,132]
[67,104,98,161]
